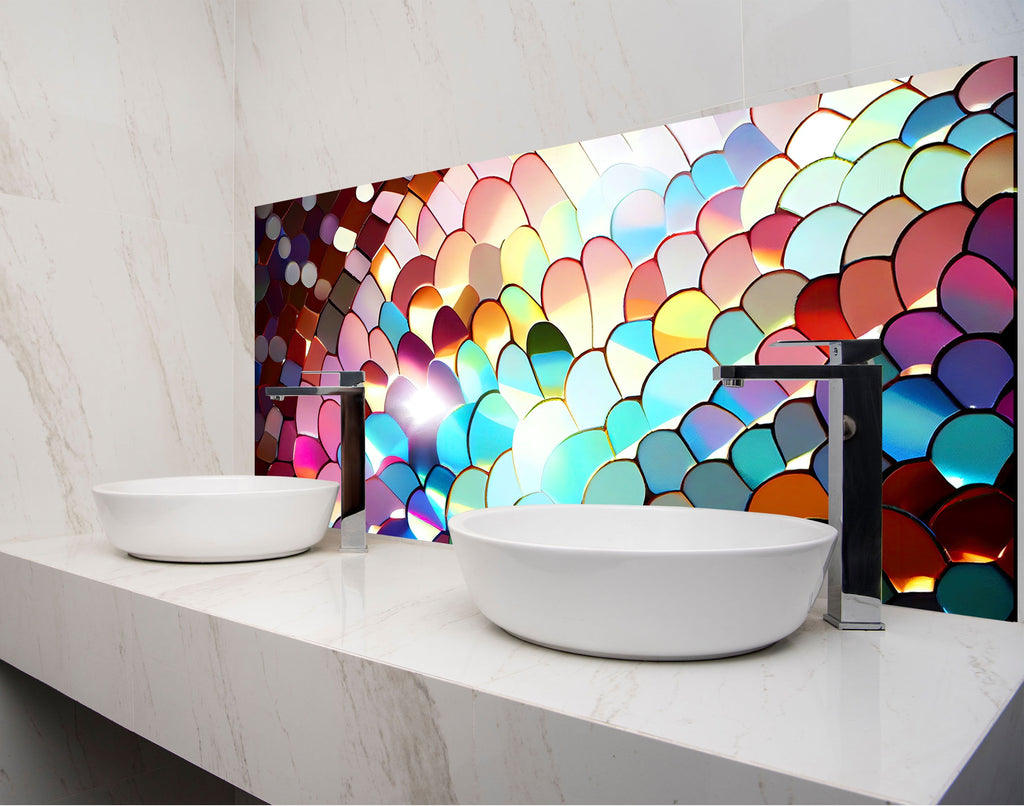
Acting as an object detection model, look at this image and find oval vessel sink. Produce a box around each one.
[448,505,837,661]
[93,476,338,562]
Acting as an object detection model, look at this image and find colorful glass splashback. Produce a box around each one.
[255,58,1017,621]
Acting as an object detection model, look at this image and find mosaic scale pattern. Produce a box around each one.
[256,58,1017,620]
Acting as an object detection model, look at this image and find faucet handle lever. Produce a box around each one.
[773,339,881,365]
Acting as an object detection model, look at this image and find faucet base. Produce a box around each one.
[824,614,886,631]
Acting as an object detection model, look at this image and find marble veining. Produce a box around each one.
[0,532,1020,803]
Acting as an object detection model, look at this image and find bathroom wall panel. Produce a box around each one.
[254,57,1017,621]
[0,0,233,229]
[0,0,237,540]
[0,195,234,539]
[741,0,1023,103]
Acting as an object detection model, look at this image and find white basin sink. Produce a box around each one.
[93,475,338,562]
[448,505,837,661]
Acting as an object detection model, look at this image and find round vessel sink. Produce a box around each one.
[93,475,338,562]
[448,504,837,661]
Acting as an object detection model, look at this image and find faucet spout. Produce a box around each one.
[264,371,367,553]
[713,340,884,630]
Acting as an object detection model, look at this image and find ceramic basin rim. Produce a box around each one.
[92,475,338,497]
[448,505,837,557]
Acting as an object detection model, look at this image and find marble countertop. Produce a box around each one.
[0,529,1022,804]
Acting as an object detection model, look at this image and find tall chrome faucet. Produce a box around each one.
[713,339,884,630]
[265,371,367,553]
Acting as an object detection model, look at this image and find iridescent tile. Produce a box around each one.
[967,196,1014,280]
[455,340,499,403]
[293,435,328,478]
[463,177,528,246]
[565,350,621,431]
[379,461,422,505]
[882,458,956,521]
[606,398,653,455]
[773,400,826,464]
[881,507,948,593]
[641,350,717,430]
[957,57,1015,112]
[467,391,518,471]
[881,377,958,462]
[696,186,745,251]
[496,343,544,419]
[882,310,961,370]
[741,270,806,335]
[893,203,974,308]
[509,152,568,226]
[500,225,549,302]
[837,142,912,213]
[680,403,744,461]
[664,173,704,234]
[582,237,634,346]
[471,300,511,369]
[499,285,547,348]
[637,430,694,494]
[783,204,860,280]
[930,487,1013,564]
[541,429,614,504]
[611,188,667,264]
[740,156,797,231]
[652,290,719,358]
[963,135,1014,208]
[903,144,971,210]
[583,460,647,505]
[838,258,902,338]
[900,93,965,146]
[748,471,827,519]
[835,87,926,161]
[707,309,763,367]
[541,257,592,354]
[436,402,474,473]
[795,276,855,341]
[749,212,800,273]
[935,562,1014,620]
[485,450,522,507]
[445,466,489,521]
[729,426,785,490]
[788,109,852,167]
[538,200,584,262]
[408,488,443,541]
[691,152,738,198]
[711,380,787,426]
[379,301,410,352]
[681,460,751,511]
[751,93,819,153]
[947,113,1013,154]
[929,411,1013,487]
[778,156,852,217]
[937,335,1011,409]
[624,259,667,322]
[526,322,574,398]
[365,412,409,473]
[512,398,577,493]
[722,122,780,186]
[395,331,434,388]
[655,233,706,293]
[939,255,1014,334]
[701,235,761,310]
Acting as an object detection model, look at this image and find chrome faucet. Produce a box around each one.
[713,340,884,630]
[265,370,367,553]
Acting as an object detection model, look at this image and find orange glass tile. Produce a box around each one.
[748,471,828,520]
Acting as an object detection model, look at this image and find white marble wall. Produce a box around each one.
[0,0,238,542]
